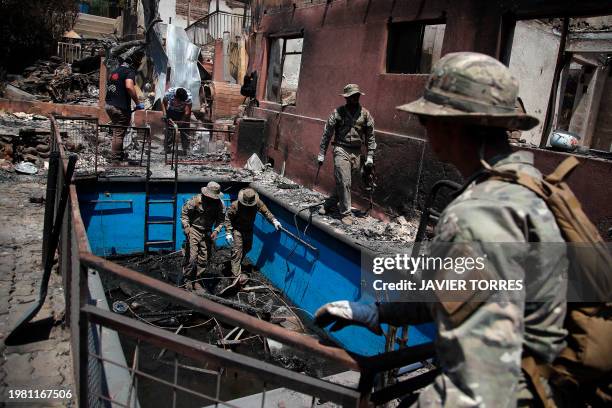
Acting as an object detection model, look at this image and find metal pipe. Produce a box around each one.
[42,152,60,263]
[279,226,318,252]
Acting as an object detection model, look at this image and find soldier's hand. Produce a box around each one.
[317,153,325,164]
[314,301,382,335]
[225,233,234,245]
[272,219,281,231]
[365,156,374,167]
[184,227,190,237]
[211,231,218,240]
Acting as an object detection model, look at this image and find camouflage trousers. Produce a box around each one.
[105,104,131,161]
[324,146,361,215]
[230,230,253,277]
[184,227,212,279]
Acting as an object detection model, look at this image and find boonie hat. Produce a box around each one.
[341,84,365,98]
[201,181,222,200]
[238,188,258,207]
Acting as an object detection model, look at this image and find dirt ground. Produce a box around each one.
[0,171,74,407]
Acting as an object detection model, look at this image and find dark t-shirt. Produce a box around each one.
[105,64,136,112]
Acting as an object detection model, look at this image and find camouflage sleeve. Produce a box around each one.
[319,109,338,156]
[224,201,238,234]
[181,197,194,231]
[257,198,277,225]
[413,201,531,407]
[364,110,376,159]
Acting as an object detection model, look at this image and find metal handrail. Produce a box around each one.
[83,305,362,407]
[79,251,360,369]
[186,10,252,46]
[186,10,251,31]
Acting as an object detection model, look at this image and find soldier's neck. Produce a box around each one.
[345,103,360,114]
[457,144,512,178]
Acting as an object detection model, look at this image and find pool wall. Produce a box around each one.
[77,178,434,356]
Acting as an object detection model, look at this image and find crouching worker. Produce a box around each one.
[181,181,224,292]
[225,188,281,282]
[162,86,192,154]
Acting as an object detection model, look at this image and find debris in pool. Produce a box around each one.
[112,300,128,314]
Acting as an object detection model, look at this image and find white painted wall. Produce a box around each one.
[158,0,188,28]
[509,20,561,146]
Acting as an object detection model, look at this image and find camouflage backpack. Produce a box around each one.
[484,155,612,406]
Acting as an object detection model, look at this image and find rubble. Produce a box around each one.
[7,56,100,105]
[1,39,112,106]
[251,168,419,252]
[0,112,52,169]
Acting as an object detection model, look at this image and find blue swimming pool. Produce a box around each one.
[77,178,435,356]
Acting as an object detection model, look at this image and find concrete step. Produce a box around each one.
[73,13,116,39]
[77,13,116,25]
[74,20,115,32]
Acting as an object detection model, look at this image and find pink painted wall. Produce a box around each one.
[243,0,612,238]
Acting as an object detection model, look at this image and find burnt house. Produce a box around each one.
[242,0,612,238]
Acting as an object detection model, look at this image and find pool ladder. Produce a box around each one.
[143,122,180,254]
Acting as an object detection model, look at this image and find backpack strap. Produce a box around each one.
[522,354,555,408]
[480,158,548,200]
[545,156,580,184]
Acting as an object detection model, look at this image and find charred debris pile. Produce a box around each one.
[2,39,111,105]
[102,249,330,375]
[0,112,102,174]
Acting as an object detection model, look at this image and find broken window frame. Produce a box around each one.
[265,35,304,105]
[386,19,446,75]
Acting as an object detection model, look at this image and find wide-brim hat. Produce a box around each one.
[341,84,365,98]
[396,52,539,131]
[238,188,258,206]
[201,181,221,199]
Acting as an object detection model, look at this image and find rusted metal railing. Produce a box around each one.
[57,41,83,64]
[56,116,152,173]
[164,119,232,165]
[186,11,252,47]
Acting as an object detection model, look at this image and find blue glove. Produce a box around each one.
[135,103,145,110]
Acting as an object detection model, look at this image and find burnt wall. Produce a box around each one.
[246,0,612,237]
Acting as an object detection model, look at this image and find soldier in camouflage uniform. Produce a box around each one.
[225,188,281,278]
[318,84,377,225]
[181,181,225,292]
[314,53,568,407]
